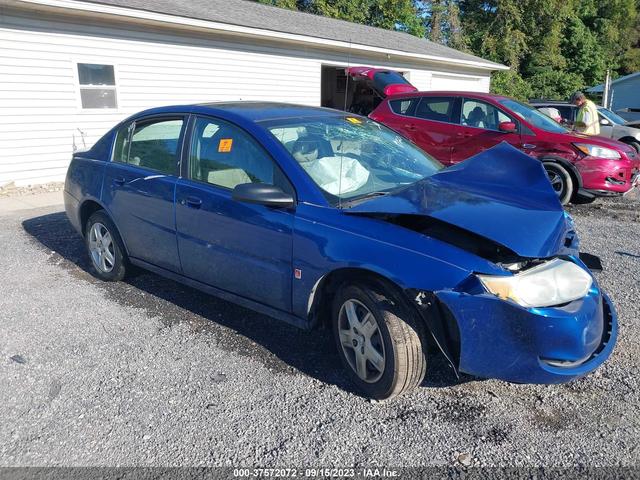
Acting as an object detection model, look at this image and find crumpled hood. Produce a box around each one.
[346,143,569,259]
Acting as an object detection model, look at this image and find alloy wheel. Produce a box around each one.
[88,222,115,273]
[338,299,386,383]
[546,169,566,198]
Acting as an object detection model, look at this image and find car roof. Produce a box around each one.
[386,91,512,101]
[132,102,347,122]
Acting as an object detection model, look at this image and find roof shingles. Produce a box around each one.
[80,0,505,69]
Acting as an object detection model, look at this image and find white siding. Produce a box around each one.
[430,73,489,92]
[0,9,491,186]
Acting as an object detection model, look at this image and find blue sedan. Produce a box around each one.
[64,102,617,399]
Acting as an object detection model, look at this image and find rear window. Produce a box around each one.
[389,98,418,116]
[415,97,458,124]
[373,71,411,91]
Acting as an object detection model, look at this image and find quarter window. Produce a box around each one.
[189,116,290,192]
[77,63,117,109]
[415,97,458,123]
[462,99,513,131]
[389,98,418,116]
[113,118,184,175]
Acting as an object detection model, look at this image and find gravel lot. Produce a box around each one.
[1,193,639,468]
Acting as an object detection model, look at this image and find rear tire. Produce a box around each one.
[85,211,128,282]
[544,162,574,205]
[332,283,427,400]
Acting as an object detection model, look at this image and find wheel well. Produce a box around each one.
[79,200,104,236]
[619,136,640,147]
[308,268,403,330]
[308,268,461,372]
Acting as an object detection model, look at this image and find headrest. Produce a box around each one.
[292,136,320,164]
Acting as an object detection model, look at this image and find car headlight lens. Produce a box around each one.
[574,143,621,159]
[477,259,593,308]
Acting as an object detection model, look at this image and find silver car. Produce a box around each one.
[531,101,640,152]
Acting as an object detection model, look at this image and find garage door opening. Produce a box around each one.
[321,65,404,115]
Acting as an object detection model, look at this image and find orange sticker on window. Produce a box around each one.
[218,138,233,152]
[345,117,363,124]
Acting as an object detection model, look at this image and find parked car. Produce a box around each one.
[531,100,640,153]
[350,68,640,204]
[65,102,617,400]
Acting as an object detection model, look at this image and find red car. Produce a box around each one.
[348,67,640,204]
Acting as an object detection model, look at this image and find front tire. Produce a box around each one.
[544,162,574,205]
[332,283,427,400]
[625,140,640,153]
[85,211,127,281]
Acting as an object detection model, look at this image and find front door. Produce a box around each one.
[175,115,295,312]
[102,116,186,272]
[450,98,521,163]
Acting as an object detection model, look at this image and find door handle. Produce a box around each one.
[112,177,126,186]
[185,196,202,209]
[456,132,473,138]
[406,124,418,131]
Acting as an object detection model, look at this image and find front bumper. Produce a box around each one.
[434,286,617,384]
[577,156,639,195]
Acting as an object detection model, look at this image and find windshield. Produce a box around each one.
[500,99,568,133]
[264,116,442,205]
[373,71,411,91]
[599,107,627,125]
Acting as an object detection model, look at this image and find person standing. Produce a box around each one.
[571,91,600,135]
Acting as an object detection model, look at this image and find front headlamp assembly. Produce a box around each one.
[477,258,593,308]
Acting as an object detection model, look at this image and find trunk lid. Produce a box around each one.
[346,67,418,98]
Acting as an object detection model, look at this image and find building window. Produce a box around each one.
[77,63,117,109]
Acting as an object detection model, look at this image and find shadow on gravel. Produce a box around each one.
[22,212,463,396]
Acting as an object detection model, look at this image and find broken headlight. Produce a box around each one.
[477,258,593,308]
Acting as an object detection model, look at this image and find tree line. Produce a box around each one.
[255,0,640,100]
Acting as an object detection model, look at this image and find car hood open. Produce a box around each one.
[345,143,569,259]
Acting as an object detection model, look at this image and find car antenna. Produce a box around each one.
[338,39,352,210]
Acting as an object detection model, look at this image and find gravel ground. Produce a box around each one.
[0,193,639,468]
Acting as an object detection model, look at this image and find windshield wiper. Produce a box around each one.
[340,191,391,208]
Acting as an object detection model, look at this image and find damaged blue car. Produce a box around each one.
[64,103,617,399]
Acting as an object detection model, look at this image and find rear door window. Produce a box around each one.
[414,97,459,124]
[113,118,184,175]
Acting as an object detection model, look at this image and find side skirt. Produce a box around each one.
[129,258,311,331]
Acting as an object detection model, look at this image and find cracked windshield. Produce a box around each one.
[265,116,442,204]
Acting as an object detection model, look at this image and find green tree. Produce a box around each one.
[255,0,300,9]
[490,70,532,100]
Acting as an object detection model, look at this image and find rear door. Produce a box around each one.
[450,98,521,163]
[400,96,462,165]
[102,115,186,272]
[175,115,295,312]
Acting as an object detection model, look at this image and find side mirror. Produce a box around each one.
[498,121,517,133]
[232,183,295,208]
[600,118,611,126]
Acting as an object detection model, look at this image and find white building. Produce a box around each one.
[0,0,506,186]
